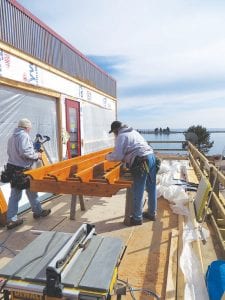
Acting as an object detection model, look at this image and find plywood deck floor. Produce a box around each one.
[0,187,222,299]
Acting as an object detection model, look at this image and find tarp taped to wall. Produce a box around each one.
[0,85,59,170]
[82,101,114,153]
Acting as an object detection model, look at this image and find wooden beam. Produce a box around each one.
[30,179,131,197]
[103,164,122,184]
[75,166,94,183]
[0,188,7,226]
[25,148,112,179]
[27,149,133,197]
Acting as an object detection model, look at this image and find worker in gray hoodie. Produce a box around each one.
[6,118,51,229]
[106,121,157,226]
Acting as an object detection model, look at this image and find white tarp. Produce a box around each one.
[0,84,59,171]
[157,160,209,300]
[82,101,115,153]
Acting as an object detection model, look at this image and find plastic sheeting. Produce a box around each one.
[157,160,209,300]
[82,101,115,153]
[180,220,209,300]
[0,85,59,171]
[157,160,190,215]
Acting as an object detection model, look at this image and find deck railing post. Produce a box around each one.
[209,167,219,197]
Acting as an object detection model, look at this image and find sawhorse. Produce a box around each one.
[70,194,86,220]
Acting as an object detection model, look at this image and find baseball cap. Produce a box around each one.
[109,121,122,133]
[18,118,32,129]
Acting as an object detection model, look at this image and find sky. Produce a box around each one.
[17,0,225,129]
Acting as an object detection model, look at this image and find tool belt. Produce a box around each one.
[0,163,30,190]
[130,155,161,175]
[130,156,149,175]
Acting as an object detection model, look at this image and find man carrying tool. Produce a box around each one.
[106,121,157,226]
[6,118,51,229]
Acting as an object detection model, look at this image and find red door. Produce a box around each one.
[65,99,81,158]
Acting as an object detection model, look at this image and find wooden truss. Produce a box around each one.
[25,148,133,197]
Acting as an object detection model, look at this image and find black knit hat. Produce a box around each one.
[109,121,122,133]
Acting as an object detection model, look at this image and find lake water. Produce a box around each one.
[141,130,225,155]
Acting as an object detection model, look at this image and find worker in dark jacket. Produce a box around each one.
[106,121,157,226]
[6,118,51,229]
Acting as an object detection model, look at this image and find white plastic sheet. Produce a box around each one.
[180,220,210,300]
[0,85,59,171]
[157,161,189,215]
[82,101,114,153]
[157,160,210,300]
[180,241,209,300]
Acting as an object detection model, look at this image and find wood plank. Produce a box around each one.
[29,180,131,197]
[28,153,118,182]
[211,193,225,220]
[73,161,121,183]
[46,165,77,181]
[25,148,112,179]
[209,214,225,253]
[45,154,107,180]
[0,187,7,226]
[72,154,109,174]
[103,164,122,184]
[176,215,185,300]
[165,230,178,300]
[0,188,7,214]
[26,148,132,199]
[75,166,94,183]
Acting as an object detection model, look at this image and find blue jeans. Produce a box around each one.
[132,154,157,220]
[7,188,43,222]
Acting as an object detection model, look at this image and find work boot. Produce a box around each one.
[142,211,156,221]
[7,218,23,230]
[129,217,143,226]
[33,209,51,219]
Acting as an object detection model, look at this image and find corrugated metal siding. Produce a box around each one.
[0,0,116,97]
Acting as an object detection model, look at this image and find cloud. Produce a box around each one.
[118,88,225,129]
[17,0,225,129]
[119,75,225,98]
[86,55,127,76]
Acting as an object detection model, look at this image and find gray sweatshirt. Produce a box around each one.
[7,127,38,168]
[106,126,153,167]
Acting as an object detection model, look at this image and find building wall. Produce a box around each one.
[0,0,116,98]
[0,46,116,163]
[0,0,117,212]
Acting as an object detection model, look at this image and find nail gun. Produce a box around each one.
[33,134,51,165]
[33,134,50,152]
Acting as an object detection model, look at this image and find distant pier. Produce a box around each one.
[137,129,225,134]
